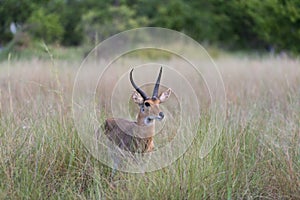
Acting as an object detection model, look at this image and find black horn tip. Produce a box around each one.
[159,67,163,78]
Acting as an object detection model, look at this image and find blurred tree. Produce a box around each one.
[245,0,300,53]
[57,0,85,45]
[0,0,300,54]
[27,7,64,43]
[214,1,267,49]
[153,0,190,30]
[79,3,148,44]
[0,0,43,44]
[184,0,231,44]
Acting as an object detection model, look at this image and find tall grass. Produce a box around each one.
[0,55,299,199]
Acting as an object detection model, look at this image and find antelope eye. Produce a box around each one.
[144,102,150,107]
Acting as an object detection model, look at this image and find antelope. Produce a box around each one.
[104,67,171,174]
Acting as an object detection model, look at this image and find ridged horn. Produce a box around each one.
[130,68,149,100]
[152,67,162,99]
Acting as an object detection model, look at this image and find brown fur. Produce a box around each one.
[104,118,154,153]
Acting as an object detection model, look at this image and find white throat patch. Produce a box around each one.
[144,117,155,126]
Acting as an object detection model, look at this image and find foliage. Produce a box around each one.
[80,4,148,44]
[0,0,300,54]
[245,0,300,52]
[27,8,64,43]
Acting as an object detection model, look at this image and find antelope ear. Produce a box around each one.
[132,91,144,104]
[159,88,172,103]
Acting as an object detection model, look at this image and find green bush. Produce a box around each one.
[245,0,300,53]
[80,5,149,44]
[27,8,64,43]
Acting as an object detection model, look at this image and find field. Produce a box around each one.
[0,52,299,199]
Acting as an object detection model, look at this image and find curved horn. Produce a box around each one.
[130,69,149,100]
[152,67,162,99]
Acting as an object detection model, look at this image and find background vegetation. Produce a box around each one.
[1,0,300,58]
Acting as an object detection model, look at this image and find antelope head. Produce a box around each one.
[130,67,172,127]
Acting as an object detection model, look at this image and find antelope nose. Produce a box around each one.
[159,112,164,119]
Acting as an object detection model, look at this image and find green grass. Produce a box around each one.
[0,54,299,199]
[0,39,89,62]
